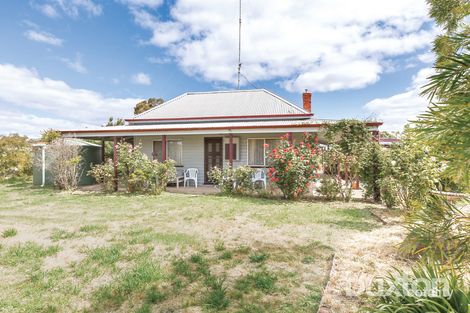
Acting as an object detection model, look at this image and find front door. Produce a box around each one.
[204,137,223,184]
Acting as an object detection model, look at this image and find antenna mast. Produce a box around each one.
[237,0,242,89]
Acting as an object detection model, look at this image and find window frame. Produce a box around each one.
[152,139,184,166]
[246,138,281,167]
[223,137,240,161]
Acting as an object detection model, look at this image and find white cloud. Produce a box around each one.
[131,72,152,85]
[34,0,102,18]
[126,0,435,92]
[0,63,142,136]
[38,4,59,18]
[0,110,83,138]
[24,30,63,46]
[118,0,163,8]
[417,51,435,63]
[59,53,88,73]
[364,67,434,131]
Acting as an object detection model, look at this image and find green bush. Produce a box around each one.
[208,166,235,194]
[316,175,341,201]
[88,160,115,192]
[233,166,255,193]
[380,134,439,210]
[360,142,385,202]
[114,142,176,194]
[208,165,255,195]
[0,134,32,180]
[378,176,399,209]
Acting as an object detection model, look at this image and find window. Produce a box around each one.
[153,141,163,162]
[247,138,281,166]
[153,140,183,166]
[223,137,240,161]
[167,140,183,166]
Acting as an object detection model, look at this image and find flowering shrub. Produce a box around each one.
[266,133,320,199]
[117,142,175,194]
[234,166,255,193]
[208,165,255,194]
[88,160,115,192]
[208,166,234,194]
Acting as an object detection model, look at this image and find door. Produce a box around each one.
[204,137,223,184]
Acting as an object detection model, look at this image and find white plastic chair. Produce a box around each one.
[252,169,267,189]
[184,168,199,188]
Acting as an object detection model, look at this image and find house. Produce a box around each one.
[61,89,382,185]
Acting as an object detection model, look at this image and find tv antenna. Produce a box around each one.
[237,0,242,89]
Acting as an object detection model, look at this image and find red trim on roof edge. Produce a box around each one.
[126,113,313,122]
[61,121,382,134]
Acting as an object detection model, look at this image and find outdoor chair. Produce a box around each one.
[173,168,185,188]
[184,168,199,188]
[252,168,267,189]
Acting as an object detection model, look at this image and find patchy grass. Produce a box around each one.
[50,228,77,241]
[79,224,107,233]
[0,180,383,312]
[2,228,17,238]
[1,242,60,266]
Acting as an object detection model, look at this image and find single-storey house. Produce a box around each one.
[61,89,382,186]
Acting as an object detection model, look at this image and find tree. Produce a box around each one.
[40,129,61,143]
[414,1,470,190]
[360,142,385,202]
[323,120,372,201]
[134,98,164,115]
[104,117,125,127]
[0,134,32,179]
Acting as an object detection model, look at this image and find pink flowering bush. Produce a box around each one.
[266,133,320,199]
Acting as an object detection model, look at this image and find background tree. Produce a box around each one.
[104,117,125,127]
[0,134,32,180]
[134,98,164,115]
[40,129,61,143]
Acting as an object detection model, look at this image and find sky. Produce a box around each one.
[0,0,437,137]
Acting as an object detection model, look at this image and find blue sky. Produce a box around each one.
[0,0,436,137]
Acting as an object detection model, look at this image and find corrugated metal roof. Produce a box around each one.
[132,89,309,120]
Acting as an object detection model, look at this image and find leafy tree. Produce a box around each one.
[104,117,125,127]
[323,120,372,201]
[40,128,61,143]
[101,117,125,160]
[0,134,32,179]
[134,98,164,115]
[360,142,385,202]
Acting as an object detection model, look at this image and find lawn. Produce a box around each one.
[0,180,383,313]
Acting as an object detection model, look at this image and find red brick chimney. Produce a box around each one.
[302,89,312,113]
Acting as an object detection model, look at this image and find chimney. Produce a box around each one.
[302,89,312,113]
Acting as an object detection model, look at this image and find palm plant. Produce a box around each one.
[415,34,470,190]
[366,260,470,313]
[400,195,470,269]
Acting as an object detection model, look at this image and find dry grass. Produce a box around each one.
[0,179,397,312]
